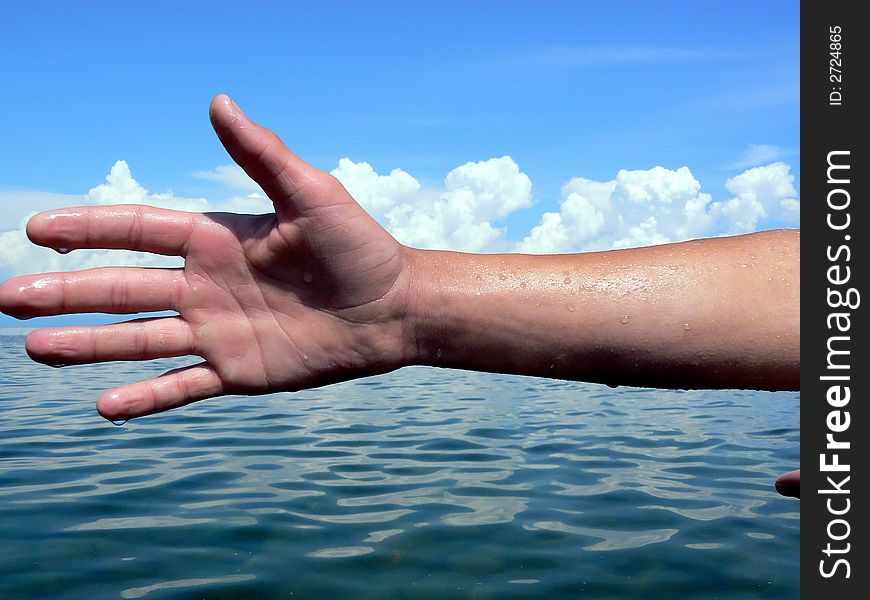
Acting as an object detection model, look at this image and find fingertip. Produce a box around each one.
[97,390,134,422]
[209,93,230,123]
[0,279,16,317]
[209,93,246,129]
[0,277,35,320]
[25,210,50,244]
[25,209,80,250]
[775,469,800,499]
[210,92,230,106]
[24,328,50,360]
[774,477,787,496]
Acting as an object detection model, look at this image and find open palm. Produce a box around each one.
[0,95,413,420]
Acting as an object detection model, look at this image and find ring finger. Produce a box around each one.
[26,316,196,366]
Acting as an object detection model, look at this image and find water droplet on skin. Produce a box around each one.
[111,420,127,427]
[54,247,71,254]
[566,303,576,312]
[519,282,527,289]
[683,323,692,331]
[621,314,630,324]
[740,263,747,268]
[563,277,572,285]
[302,272,313,284]
[607,383,619,389]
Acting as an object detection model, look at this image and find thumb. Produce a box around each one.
[208,94,335,217]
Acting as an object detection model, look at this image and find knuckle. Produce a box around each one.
[176,374,191,400]
[109,272,131,310]
[320,172,345,193]
[128,206,145,249]
[135,321,150,356]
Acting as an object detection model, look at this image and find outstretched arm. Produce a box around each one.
[0,95,799,426]
[406,229,798,391]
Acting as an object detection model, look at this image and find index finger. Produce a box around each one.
[27,204,198,257]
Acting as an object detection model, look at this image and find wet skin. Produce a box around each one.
[0,95,801,498]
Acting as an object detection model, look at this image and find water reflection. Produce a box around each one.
[0,331,800,599]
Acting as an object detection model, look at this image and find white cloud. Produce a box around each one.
[88,161,210,212]
[0,157,799,278]
[333,155,532,252]
[518,162,798,253]
[519,166,708,253]
[0,191,84,231]
[709,161,799,232]
[727,144,789,170]
[1,161,206,276]
[215,193,274,215]
[330,158,421,217]
[0,161,282,277]
[193,164,262,194]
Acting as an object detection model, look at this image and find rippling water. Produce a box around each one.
[0,329,799,599]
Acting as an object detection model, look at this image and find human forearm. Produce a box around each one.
[0,95,800,424]
[403,229,799,391]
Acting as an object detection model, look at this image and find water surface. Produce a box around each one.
[0,330,799,598]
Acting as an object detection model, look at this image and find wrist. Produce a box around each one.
[399,246,452,368]
[398,246,428,368]
[400,247,497,370]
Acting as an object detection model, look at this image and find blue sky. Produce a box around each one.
[0,0,799,326]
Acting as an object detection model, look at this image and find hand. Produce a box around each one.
[775,469,800,499]
[0,95,415,421]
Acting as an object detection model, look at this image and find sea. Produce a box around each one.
[0,329,799,599]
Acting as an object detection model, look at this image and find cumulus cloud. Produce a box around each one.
[518,162,798,253]
[330,158,421,217]
[0,162,194,275]
[0,157,799,278]
[0,161,283,277]
[333,155,533,252]
[88,161,209,212]
[710,161,799,232]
